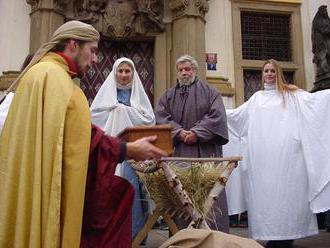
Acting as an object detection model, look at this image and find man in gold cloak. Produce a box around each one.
[0,21,166,248]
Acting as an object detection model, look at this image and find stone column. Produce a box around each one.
[169,0,209,84]
[27,0,66,53]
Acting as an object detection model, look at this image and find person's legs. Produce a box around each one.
[122,161,148,238]
[325,209,330,232]
[317,212,326,229]
[229,214,239,227]
[239,211,248,228]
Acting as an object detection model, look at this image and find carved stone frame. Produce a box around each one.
[1,0,209,104]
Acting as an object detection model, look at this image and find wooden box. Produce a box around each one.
[118,124,173,156]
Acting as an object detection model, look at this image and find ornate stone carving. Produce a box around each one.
[102,1,137,38]
[169,0,188,19]
[169,0,208,19]
[64,0,105,23]
[26,0,39,5]
[311,5,330,92]
[84,0,108,11]
[68,0,164,39]
[135,0,165,33]
[26,0,39,10]
[26,0,69,11]
[54,0,70,10]
[195,0,209,17]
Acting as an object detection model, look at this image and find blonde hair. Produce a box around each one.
[262,59,298,95]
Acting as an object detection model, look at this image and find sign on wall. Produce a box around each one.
[206,53,217,71]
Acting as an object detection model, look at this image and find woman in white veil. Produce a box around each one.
[91,57,155,135]
[225,59,330,248]
[91,57,155,239]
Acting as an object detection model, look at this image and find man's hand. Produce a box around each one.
[184,131,197,145]
[179,130,190,142]
[126,136,167,161]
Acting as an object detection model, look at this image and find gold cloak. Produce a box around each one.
[0,53,91,248]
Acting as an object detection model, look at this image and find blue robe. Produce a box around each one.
[117,88,149,238]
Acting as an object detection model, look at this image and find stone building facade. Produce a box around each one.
[1,0,330,107]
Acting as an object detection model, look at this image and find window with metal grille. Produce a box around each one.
[241,11,292,61]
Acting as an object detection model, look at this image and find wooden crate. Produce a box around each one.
[118,124,173,155]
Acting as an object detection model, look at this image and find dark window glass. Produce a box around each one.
[241,11,291,61]
[244,70,262,101]
[243,69,295,101]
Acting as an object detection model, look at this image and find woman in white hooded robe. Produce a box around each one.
[90,57,155,239]
[224,59,330,248]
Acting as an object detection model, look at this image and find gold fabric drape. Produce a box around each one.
[0,53,91,248]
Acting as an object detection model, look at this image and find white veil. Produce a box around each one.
[90,57,155,136]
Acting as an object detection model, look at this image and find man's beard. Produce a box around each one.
[72,57,83,78]
[77,67,84,78]
[179,76,194,86]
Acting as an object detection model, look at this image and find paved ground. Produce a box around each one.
[142,228,330,248]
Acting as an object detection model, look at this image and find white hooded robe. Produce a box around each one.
[224,88,330,240]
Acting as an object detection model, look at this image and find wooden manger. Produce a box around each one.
[129,156,242,248]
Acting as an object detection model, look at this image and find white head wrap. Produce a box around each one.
[90,57,155,135]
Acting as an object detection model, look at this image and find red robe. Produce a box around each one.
[81,125,134,248]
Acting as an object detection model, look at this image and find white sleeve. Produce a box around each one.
[0,93,14,135]
[224,98,251,215]
[298,90,330,213]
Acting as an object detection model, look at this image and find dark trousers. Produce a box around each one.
[326,209,330,230]
[266,240,293,248]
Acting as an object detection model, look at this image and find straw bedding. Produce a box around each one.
[135,161,227,219]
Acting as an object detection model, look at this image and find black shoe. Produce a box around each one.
[265,241,276,248]
[326,226,330,232]
[140,237,147,246]
[238,222,248,228]
[317,212,326,229]
[266,240,293,248]
[152,219,168,230]
[229,214,239,227]
[152,221,160,229]
[159,220,169,230]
